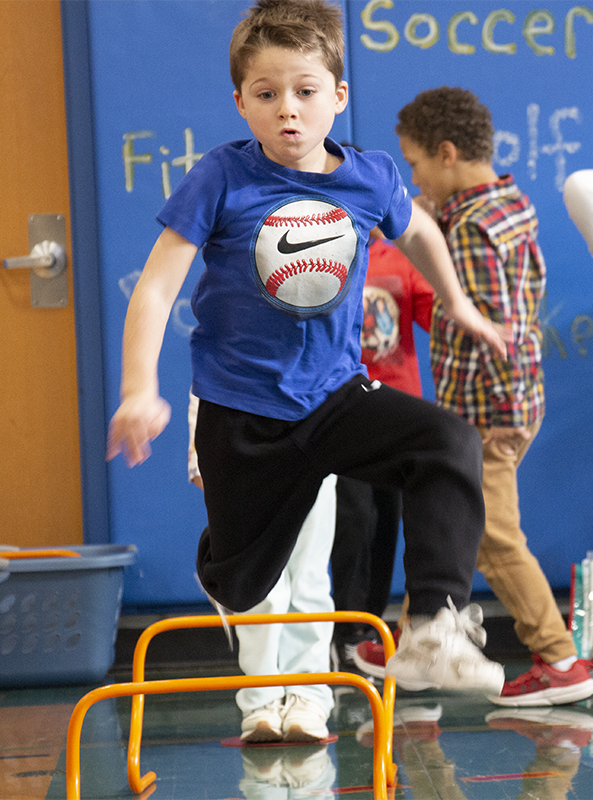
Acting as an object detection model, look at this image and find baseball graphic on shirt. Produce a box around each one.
[252,197,359,317]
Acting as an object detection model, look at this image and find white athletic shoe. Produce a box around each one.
[356,703,443,746]
[282,695,330,742]
[282,745,334,788]
[385,597,505,695]
[239,750,285,792]
[240,698,285,743]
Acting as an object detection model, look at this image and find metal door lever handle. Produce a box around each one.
[3,240,66,278]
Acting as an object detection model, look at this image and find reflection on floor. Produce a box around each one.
[1,660,593,799]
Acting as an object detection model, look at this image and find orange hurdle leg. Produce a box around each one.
[66,671,391,800]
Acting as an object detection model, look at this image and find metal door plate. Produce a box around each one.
[29,214,68,308]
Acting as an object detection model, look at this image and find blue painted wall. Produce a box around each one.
[346,0,593,597]
[70,0,593,605]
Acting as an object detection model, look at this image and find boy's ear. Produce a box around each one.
[334,80,348,115]
[437,140,459,167]
[234,90,247,119]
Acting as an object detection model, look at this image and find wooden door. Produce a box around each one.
[0,1,83,546]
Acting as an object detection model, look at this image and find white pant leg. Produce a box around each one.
[236,475,337,714]
[236,566,291,713]
[280,474,337,716]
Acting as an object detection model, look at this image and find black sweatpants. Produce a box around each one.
[331,475,401,639]
[196,374,484,613]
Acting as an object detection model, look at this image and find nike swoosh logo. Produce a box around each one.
[277,231,344,254]
[362,380,382,392]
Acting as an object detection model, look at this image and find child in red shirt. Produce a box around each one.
[331,231,434,672]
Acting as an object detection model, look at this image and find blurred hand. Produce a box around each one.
[106,394,171,467]
[446,294,508,360]
[481,425,531,455]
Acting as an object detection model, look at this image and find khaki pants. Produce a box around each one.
[399,418,575,663]
[476,419,576,663]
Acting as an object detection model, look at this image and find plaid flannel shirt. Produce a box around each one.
[431,175,546,427]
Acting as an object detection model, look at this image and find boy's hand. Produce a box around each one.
[481,425,531,455]
[447,294,508,360]
[106,394,171,467]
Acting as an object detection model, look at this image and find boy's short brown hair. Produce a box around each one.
[230,0,344,92]
[396,87,494,163]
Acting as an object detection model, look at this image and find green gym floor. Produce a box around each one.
[2,603,593,800]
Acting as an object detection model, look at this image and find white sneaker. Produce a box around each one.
[282,745,334,788]
[385,597,505,694]
[240,698,285,743]
[282,695,329,742]
[240,749,284,786]
[393,703,444,726]
[356,703,443,746]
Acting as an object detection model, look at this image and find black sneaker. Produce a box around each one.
[330,624,377,680]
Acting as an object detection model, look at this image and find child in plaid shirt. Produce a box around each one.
[357,86,593,707]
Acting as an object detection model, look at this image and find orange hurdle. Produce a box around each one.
[66,611,396,799]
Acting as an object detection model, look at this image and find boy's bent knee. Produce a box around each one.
[430,407,482,462]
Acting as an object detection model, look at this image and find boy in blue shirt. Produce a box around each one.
[107,0,507,708]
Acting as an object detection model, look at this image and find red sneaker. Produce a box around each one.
[488,654,593,707]
[486,706,593,749]
[353,629,400,680]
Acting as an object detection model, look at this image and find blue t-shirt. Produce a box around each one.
[157,138,412,420]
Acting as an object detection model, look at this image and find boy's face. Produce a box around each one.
[234,46,348,173]
[398,135,455,210]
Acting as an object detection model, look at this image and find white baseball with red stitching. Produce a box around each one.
[253,198,358,312]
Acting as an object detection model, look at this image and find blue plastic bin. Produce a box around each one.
[0,544,136,687]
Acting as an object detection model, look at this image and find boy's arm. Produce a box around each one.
[188,390,204,489]
[447,220,536,434]
[395,203,507,359]
[409,267,434,333]
[107,227,199,467]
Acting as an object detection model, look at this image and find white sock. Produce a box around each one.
[550,655,577,672]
